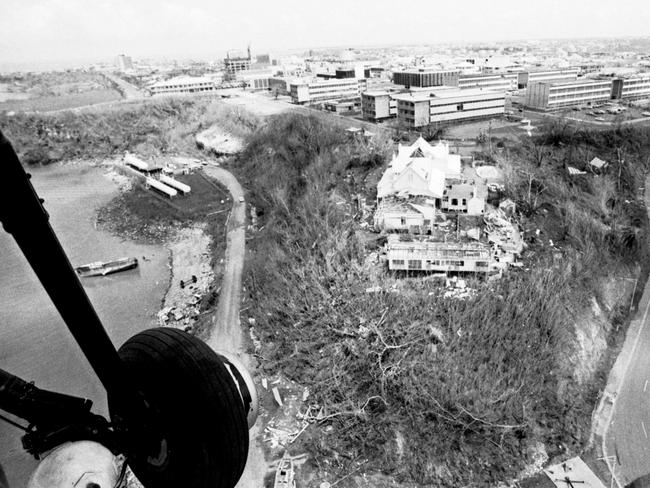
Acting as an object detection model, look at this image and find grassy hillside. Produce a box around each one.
[0,97,259,165]
[0,70,123,112]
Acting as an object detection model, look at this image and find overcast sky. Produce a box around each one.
[1,0,649,66]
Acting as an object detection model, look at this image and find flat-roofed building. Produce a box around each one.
[525,79,613,110]
[361,90,398,121]
[236,68,275,90]
[393,68,460,88]
[335,66,365,79]
[393,88,505,128]
[289,78,367,104]
[458,73,518,91]
[386,235,494,273]
[612,74,650,101]
[149,76,216,96]
[518,68,580,88]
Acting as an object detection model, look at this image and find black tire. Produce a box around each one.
[109,328,249,488]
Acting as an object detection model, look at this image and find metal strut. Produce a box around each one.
[0,131,135,405]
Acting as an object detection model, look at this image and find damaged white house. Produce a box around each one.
[377,137,459,202]
[374,138,485,233]
[376,137,484,214]
[375,138,522,276]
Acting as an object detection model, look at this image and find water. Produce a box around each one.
[0,164,169,487]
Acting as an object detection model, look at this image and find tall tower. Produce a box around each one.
[247,43,251,60]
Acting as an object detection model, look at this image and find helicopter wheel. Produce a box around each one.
[109,328,249,488]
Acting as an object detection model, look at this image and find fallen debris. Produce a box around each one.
[272,387,284,407]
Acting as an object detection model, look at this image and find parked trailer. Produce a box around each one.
[146,177,177,198]
[124,153,149,171]
[159,174,191,194]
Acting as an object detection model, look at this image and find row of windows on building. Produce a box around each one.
[391,259,490,269]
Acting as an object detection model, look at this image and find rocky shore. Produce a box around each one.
[157,225,214,331]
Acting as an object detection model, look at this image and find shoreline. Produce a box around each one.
[157,225,214,331]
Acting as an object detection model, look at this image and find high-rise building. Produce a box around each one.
[116,54,133,72]
[224,46,252,77]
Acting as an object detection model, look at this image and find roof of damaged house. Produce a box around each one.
[386,234,492,254]
[378,137,460,199]
[377,161,445,199]
[392,137,461,178]
[375,199,437,220]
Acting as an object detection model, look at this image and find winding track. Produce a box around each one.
[203,165,246,353]
[201,163,268,488]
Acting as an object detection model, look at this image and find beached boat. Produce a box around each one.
[274,454,296,488]
[75,257,138,277]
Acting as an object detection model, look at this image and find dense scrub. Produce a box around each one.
[0,97,258,165]
[234,113,649,486]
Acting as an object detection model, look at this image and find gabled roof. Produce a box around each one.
[378,161,445,199]
[391,138,461,179]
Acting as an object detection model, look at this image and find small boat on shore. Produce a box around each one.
[274,454,296,488]
[75,257,138,277]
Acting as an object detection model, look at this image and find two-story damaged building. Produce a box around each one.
[386,235,496,273]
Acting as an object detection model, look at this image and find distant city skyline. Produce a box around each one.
[1,0,649,70]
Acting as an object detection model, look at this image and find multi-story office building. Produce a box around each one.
[149,76,216,96]
[393,68,460,88]
[361,90,398,121]
[611,75,650,101]
[458,73,519,92]
[393,88,505,128]
[525,79,613,110]
[518,68,580,88]
[289,78,367,104]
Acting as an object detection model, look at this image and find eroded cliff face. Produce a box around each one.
[573,275,637,387]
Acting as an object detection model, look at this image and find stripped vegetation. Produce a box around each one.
[233,113,649,486]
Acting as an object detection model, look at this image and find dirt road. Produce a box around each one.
[202,164,268,488]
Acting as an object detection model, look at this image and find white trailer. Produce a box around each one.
[145,177,177,198]
[124,153,149,172]
[159,175,191,194]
